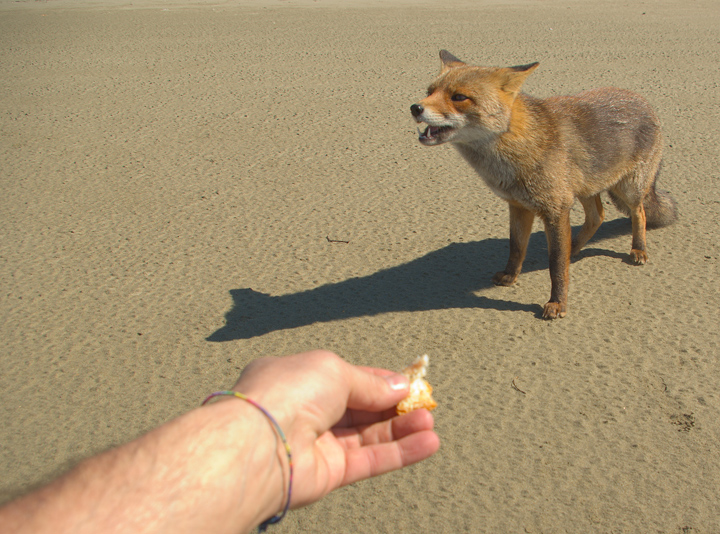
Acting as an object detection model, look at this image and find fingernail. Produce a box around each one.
[385,374,409,391]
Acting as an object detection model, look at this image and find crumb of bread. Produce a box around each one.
[396,355,437,415]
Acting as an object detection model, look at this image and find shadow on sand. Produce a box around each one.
[207,219,631,341]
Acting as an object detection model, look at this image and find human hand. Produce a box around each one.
[0,350,437,534]
[233,350,440,509]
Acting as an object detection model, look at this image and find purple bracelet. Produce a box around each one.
[202,391,293,532]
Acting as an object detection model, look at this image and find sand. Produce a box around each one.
[1,0,719,531]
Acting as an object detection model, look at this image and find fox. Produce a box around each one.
[410,50,677,319]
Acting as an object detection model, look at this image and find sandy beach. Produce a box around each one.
[1,0,719,531]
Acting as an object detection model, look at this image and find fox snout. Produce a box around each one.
[410,100,460,146]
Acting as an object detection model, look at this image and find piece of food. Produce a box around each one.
[396,355,437,415]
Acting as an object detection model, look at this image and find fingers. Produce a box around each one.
[334,408,435,447]
[340,418,440,486]
[341,364,410,413]
[332,409,439,486]
[334,406,399,429]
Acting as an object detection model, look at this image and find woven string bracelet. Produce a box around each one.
[201,391,293,533]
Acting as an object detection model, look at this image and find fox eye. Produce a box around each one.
[452,94,469,102]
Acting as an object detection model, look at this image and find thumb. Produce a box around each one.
[344,367,409,412]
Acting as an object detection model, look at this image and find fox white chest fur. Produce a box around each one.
[454,142,522,203]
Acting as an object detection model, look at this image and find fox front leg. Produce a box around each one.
[541,211,572,319]
[492,203,535,286]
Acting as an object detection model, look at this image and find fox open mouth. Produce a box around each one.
[418,124,456,145]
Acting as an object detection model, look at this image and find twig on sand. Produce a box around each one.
[511,376,526,395]
[326,236,350,244]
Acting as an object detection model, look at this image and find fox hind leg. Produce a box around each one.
[611,169,652,265]
[571,195,604,256]
[629,203,648,264]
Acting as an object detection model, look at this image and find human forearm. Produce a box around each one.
[1,399,283,534]
[0,350,440,533]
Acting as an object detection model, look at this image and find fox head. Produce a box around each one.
[410,50,538,146]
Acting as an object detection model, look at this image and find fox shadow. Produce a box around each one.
[207,218,631,341]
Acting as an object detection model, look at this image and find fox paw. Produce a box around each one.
[492,271,518,286]
[630,249,648,265]
[542,301,566,319]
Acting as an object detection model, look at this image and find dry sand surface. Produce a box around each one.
[1,0,719,531]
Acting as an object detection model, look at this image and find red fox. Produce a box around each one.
[411,50,677,319]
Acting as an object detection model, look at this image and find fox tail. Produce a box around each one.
[609,165,678,228]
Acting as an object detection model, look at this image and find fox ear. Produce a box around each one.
[439,49,466,73]
[501,62,539,95]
